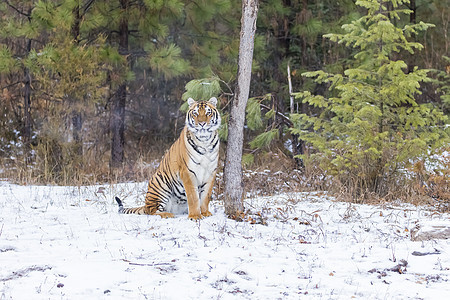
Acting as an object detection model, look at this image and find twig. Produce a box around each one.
[82,0,96,15]
[1,81,22,90]
[412,250,441,256]
[287,62,294,114]
[121,259,171,267]
[4,0,31,17]
[259,103,293,127]
[0,265,52,282]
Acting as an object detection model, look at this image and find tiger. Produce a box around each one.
[115,97,221,220]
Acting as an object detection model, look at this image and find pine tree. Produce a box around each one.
[0,0,41,164]
[234,0,359,167]
[91,0,193,170]
[16,0,114,182]
[434,56,450,113]
[291,0,449,199]
[30,0,109,150]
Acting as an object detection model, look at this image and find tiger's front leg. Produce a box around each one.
[200,172,216,217]
[180,170,202,220]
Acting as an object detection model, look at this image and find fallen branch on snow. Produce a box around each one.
[0,265,52,282]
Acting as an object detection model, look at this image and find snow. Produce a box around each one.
[0,181,449,299]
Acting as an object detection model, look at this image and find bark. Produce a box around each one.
[287,63,304,168]
[268,0,291,129]
[71,3,80,44]
[72,112,83,157]
[71,4,83,157]
[23,37,32,165]
[409,0,416,25]
[18,6,33,164]
[300,0,309,65]
[110,0,129,169]
[110,84,126,168]
[408,0,417,73]
[223,0,259,218]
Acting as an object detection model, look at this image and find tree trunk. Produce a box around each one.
[300,0,308,65]
[110,0,129,169]
[223,0,259,218]
[23,38,32,165]
[72,112,83,157]
[408,0,417,73]
[110,84,126,168]
[71,3,83,157]
[71,3,81,44]
[409,0,416,25]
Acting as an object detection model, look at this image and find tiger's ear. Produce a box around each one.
[208,97,218,107]
[187,98,196,107]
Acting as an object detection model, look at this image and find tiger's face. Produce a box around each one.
[186,97,221,141]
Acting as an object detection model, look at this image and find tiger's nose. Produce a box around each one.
[198,122,206,127]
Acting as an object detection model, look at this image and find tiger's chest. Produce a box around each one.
[185,133,219,185]
[190,152,218,184]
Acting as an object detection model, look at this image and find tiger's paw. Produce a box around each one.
[188,214,203,221]
[156,212,175,219]
[201,210,212,217]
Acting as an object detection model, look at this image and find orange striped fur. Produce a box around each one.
[116,97,221,220]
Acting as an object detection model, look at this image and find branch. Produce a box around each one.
[82,0,96,15]
[1,81,22,90]
[259,103,293,127]
[4,0,31,17]
[121,259,173,267]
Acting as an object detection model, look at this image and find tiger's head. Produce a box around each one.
[186,97,221,142]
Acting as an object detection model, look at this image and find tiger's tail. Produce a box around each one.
[115,197,125,213]
[115,197,147,214]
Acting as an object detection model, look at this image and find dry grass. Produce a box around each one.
[233,147,450,213]
[0,141,164,186]
[2,138,447,213]
[410,149,450,212]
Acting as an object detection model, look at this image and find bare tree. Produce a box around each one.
[223,0,259,218]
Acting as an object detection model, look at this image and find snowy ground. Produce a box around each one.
[0,181,449,299]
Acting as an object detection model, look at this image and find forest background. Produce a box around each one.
[0,0,448,209]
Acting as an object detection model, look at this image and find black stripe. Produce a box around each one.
[173,180,185,197]
[211,134,219,152]
[188,167,197,176]
[153,175,172,195]
[147,189,166,200]
[187,150,200,165]
[187,133,205,155]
